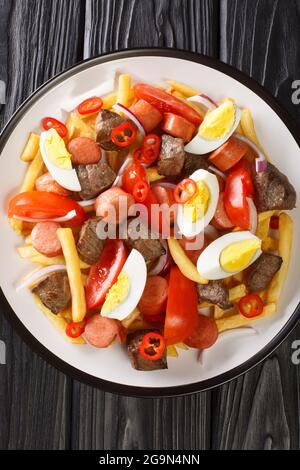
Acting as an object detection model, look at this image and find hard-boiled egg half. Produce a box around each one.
[185,99,242,155]
[101,249,147,321]
[40,128,81,191]
[177,169,219,237]
[197,231,262,280]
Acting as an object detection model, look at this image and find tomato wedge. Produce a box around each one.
[224,162,253,229]
[7,191,86,227]
[164,266,199,345]
[134,83,202,126]
[77,96,103,115]
[184,315,218,349]
[41,117,67,138]
[85,239,127,311]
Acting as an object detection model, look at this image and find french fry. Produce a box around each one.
[262,237,278,252]
[146,167,165,183]
[198,301,213,308]
[256,215,271,240]
[168,237,208,284]
[10,150,45,234]
[229,284,247,302]
[268,213,293,303]
[170,90,186,100]
[24,235,32,245]
[65,112,96,141]
[176,342,189,351]
[21,133,40,162]
[167,345,178,357]
[58,308,73,321]
[216,303,277,332]
[232,271,243,283]
[17,245,90,269]
[166,80,198,97]
[121,308,141,329]
[127,319,153,331]
[117,74,131,107]
[102,91,118,109]
[214,305,225,319]
[259,210,278,222]
[33,295,85,344]
[240,108,270,160]
[57,228,86,322]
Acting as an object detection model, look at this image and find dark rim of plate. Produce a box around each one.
[0,48,300,398]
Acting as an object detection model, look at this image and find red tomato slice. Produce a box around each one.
[184,315,218,349]
[85,239,127,311]
[134,83,202,126]
[41,117,67,138]
[164,266,199,345]
[224,163,253,229]
[7,191,86,227]
[77,96,103,115]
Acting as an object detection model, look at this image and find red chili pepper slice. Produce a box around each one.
[77,96,103,115]
[270,215,279,230]
[141,134,161,163]
[111,121,137,148]
[139,332,166,361]
[41,117,68,138]
[66,318,87,338]
[174,178,197,204]
[133,180,150,203]
[238,294,264,318]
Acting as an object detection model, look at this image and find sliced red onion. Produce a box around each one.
[113,103,146,137]
[112,156,133,187]
[78,199,96,207]
[200,94,218,108]
[16,265,66,291]
[208,165,226,180]
[148,241,171,276]
[247,197,258,234]
[187,94,217,111]
[13,209,77,224]
[234,133,267,173]
[151,181,176,190]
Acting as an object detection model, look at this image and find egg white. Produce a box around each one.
[40,129,82,192]
[177,169,219,238]
[101,249,147,321]
[184,104,242,155]
[197,231,262,280]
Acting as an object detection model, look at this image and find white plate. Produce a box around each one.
[0,50,299,396]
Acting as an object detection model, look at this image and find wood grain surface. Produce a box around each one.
[0,0,300,450]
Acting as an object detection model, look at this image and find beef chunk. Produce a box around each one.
[95,109,133,151]
[124,219,165,261]
[127,329,168,371]
[32,272,71,314]
[252,162,296,212]
[197,280,233,310]
[247,252,283,292]
[182,152,209,177]
[157,134,185,176]
[77,217,104,265]
[76,161,116,200]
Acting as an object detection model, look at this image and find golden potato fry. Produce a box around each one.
[21,133,40,162]
[166,80,198,97]
[57,228,86,322]
[262,237,278,252]
[121,308,141,329]
[229,284,247,302]
[167,345,179,357]
[176,342,189,351]
[117,74,132,107]
[146,167,165,183]
[168,238,208,284]
[268,213,293,303]
[216,303,277,332]
[240,108,270,161]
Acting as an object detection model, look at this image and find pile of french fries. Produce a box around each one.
[12,76,294,351]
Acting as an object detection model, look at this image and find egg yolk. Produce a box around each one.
[184,180,210,223]
[44,129,72,170]
[220,239,261,273]
[198,99,235,141]
[101,272,130,316]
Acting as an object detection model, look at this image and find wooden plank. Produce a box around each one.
[0,0,84,449]
[212,0,300,450]
[71,0,219,450]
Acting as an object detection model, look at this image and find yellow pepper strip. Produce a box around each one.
[167,238,208,284]
[57,228,86,323]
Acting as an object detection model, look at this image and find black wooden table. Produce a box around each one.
[0,0,300,450]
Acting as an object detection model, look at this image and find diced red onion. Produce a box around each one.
[247,197,258,234]
[78,199,96,207]
[113,103,146,137]
[112,156,133,187]
[148,241,171,276]
[208,165,226,180]
[151,181,176,190]
[187,94,217,111]
[16,265,66,291]
[13,209,77,224]
[235,133,267,173]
